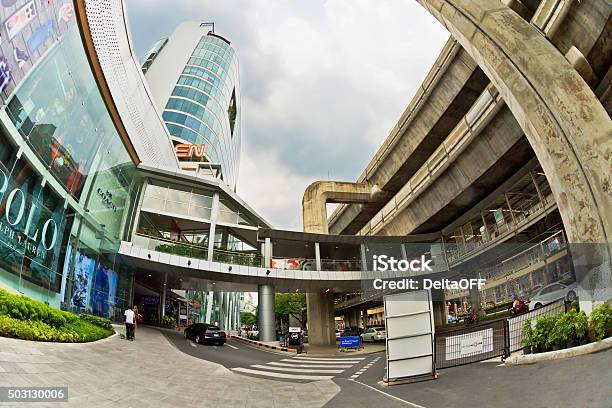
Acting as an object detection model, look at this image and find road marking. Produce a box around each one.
[189,341,197,348]
[349,379,428,408]
[293,356,365,361]
[250,364,344,374]
[268,362,353,368]
[225,343,239,350]
[281,359,360,365]
[232,367,334,381]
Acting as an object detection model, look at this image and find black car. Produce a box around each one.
[184,323,227,345]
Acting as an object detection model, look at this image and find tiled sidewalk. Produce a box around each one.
[0,327,339,407]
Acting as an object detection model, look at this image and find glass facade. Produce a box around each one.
[162,33,241,190]
[0,21,141,321]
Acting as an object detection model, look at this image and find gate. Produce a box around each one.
[507,298,567,353]
[434,319,508,369]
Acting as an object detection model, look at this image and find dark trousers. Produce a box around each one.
[126,323,135,340]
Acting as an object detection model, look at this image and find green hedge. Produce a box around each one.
[523,303,612,352]
[0,289,114,343]
[78,314,113,331]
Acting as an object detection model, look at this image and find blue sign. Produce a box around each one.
[339,336,361,348]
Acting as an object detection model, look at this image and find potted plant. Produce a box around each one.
[589,303,612,341]
[521,320,533,354]
[574,310,589,345]
[550,311,575,350]
[532,314,558,352]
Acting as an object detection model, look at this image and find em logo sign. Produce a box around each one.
[175,144,206,159]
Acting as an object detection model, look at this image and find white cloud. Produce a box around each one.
[126,0,449,229]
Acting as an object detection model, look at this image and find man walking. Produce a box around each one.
[124,305,135,341]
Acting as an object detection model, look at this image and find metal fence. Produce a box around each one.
[434,319,508,369]
[507,298,567,352]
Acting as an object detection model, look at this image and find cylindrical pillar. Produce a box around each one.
[258,284,276,342]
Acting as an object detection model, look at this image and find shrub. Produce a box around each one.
[532,314,558,351]
[549,310,577,348]
[574,311,589,341]
[161,315,176,328]
[589,303,612,341]
[0,290,113,342]
[522,320,533,348]
[79,314,112,330]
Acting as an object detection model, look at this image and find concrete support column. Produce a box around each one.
[207,192,220,262]
[258,284,275,342]
[315,242,322,271]
[160,271,168,318]
[469,286,483,317]
[360,244,368,270]
[361,308,369,329]
[306,292,335,346]
[264,238,272,268]
[205,291,213,323]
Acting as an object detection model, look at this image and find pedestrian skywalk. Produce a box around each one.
[231,356,366,382]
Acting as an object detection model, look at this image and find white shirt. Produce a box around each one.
[124,309,135,324]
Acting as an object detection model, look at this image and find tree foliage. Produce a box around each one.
[275,293,306,326]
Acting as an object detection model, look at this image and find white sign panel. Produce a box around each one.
[445,328,493,360]
[384,290,435,381]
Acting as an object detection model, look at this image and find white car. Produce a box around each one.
[361,327,386,342]
[529,282,578,309]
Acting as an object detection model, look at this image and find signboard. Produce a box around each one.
[384,290,436,382]
[339,336,361,348]
[288,327,301,333]
[445,328,494,360]
[175,144,206,159]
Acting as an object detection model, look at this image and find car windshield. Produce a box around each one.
[206,326,220,331]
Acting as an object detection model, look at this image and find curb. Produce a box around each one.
[229,335,297,353]
[505,337,612,365]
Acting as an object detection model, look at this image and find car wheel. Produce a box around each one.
[567,291,577,301]
[195,335,201,344]
[534,303,542,309]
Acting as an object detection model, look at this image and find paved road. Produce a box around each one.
[163,330,383,383]
[354,348,612,408]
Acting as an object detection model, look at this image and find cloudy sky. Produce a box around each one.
[126,0,448,231]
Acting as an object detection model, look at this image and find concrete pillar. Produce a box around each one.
[207,192,220,261]
[417,0,612,311]
[205,290,213,323]
[347,310,359,328]
[160,271,167,318]
[315,242,322,270]
[264,238,272,268]
[258,284,275,342]
[361,308,368,329]
[469,287,483,317]
[302,181,381,234]
[306,292,335,346]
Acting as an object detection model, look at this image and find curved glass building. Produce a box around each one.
[144,22,241,191]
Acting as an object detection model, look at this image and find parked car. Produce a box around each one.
[361,327,386,342]
[184,323,226,345]
[340,327,360,337]
[529,282,578,309]
[335,329,342,340]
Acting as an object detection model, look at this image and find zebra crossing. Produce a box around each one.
[231,355,366,382]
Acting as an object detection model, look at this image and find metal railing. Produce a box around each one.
[507,298,567,353]
[445,192,555,264]
[133,233,261,267]
[445,231,567,299]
